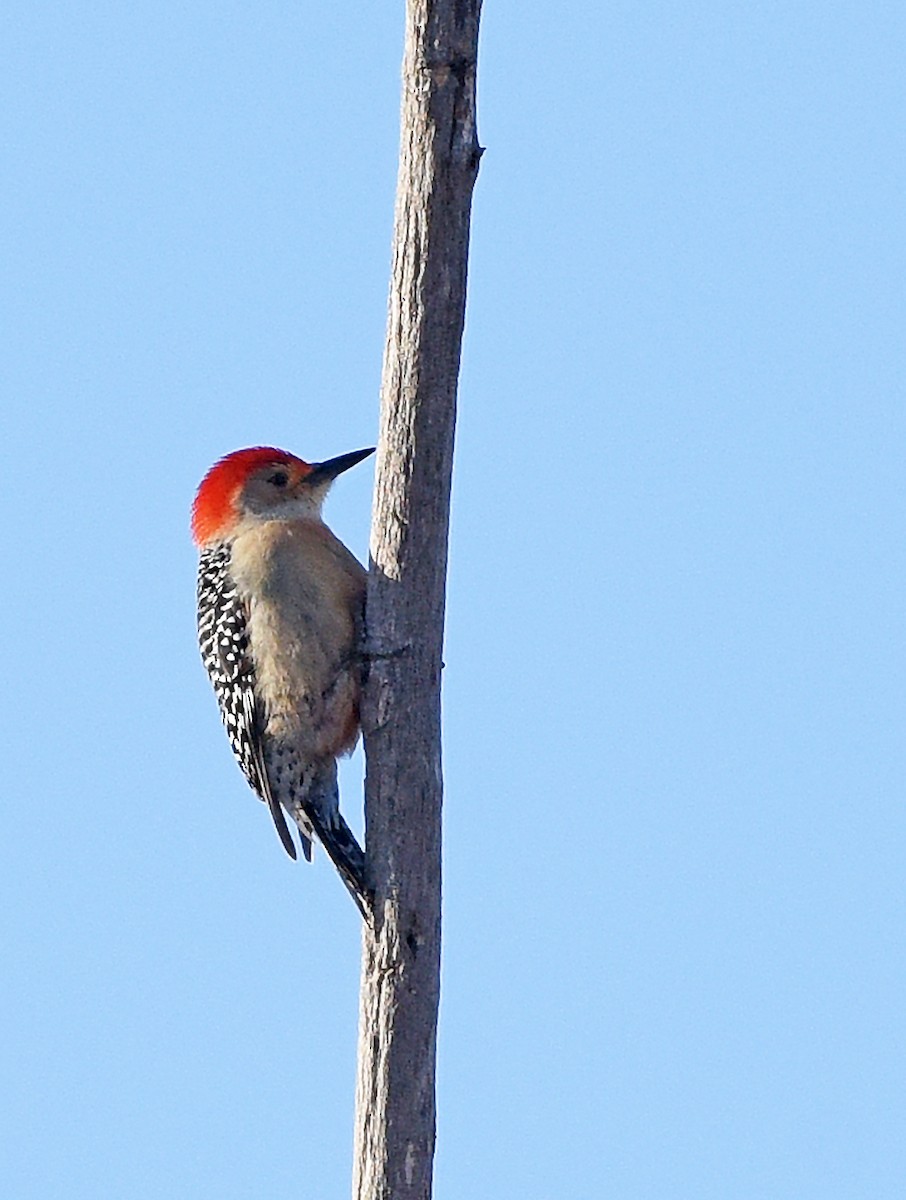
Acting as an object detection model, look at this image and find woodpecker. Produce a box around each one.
[191,444,374,916]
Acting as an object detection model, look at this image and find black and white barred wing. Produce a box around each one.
[196,545,298,859]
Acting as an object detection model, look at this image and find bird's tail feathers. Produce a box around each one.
[290,760,370,917]
[305,807,370,920]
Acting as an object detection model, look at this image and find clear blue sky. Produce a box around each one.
[3,3,903,1197]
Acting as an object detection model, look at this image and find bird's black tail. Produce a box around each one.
[306,806,371,920]
[296,761,370,919]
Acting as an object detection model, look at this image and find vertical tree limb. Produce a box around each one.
[352,3,482,1199]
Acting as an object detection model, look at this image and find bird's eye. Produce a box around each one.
[268,470,289,488]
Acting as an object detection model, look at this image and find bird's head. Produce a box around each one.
[191,445,374,547]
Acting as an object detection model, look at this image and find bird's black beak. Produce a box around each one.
[304,447,375,489]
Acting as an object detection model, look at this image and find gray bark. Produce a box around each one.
[352,2,482,1199]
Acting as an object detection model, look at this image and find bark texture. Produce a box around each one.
[352,2,482,1199]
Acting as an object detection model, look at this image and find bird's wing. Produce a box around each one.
[239,686,298,860]
[198,546,298,860]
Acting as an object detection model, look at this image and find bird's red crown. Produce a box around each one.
[191,446,311,546]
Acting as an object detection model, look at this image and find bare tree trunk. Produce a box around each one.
[352,2,482,1199]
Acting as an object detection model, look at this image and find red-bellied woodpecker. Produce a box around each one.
[191,444,374,916]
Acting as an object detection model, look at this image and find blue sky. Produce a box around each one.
[3,3,904,1197]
